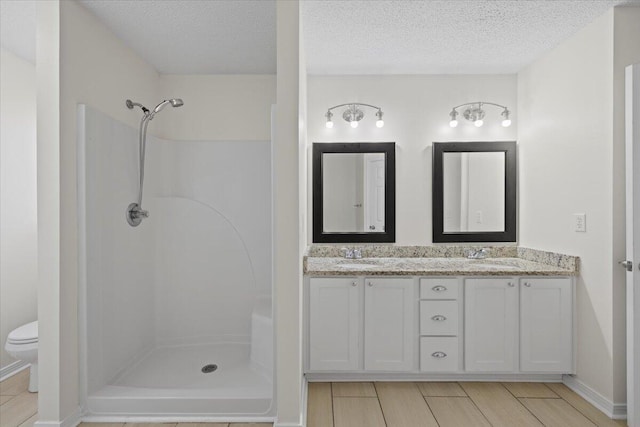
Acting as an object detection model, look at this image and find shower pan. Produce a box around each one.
[77,104,274,421]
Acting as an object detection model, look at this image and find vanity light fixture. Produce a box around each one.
[325,103,384,129]
[449,102,512,128]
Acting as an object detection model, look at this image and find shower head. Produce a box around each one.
[126,99,149,114]
[152,98,184,115]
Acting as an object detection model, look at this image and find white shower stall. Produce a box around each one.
[78,104,274,420]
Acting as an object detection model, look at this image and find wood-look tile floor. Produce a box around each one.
[0,371,628,427]
[308,382,629,427]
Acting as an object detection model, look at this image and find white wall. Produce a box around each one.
[274,1,304,425]
[37,0,161,421]
[158,74,276,141]
[307,75,517,245]
[0,48,38,371]
[518,6,640,406]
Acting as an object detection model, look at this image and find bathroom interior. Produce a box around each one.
[1,1,640,426]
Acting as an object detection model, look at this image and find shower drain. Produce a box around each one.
[201,364,218,373]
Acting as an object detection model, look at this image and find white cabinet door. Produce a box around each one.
[465,278,518,372]
[309,278,360,371]
[364,278,414,371]
[520,278,573,372]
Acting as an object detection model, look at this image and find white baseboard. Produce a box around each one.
[34,406,82,427]
[562,375,627,420]
[301,377,308,427]
[0,360,30,382]
[306,372,563,382]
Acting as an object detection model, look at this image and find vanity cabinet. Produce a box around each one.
[520,277,573,372]
[308,277,414,372]
[465,278,518,372]
[464,277,573,373]
[419,278,462,372]
[307,274,574,378]
[309,278,360,371]
[364,278,414,371]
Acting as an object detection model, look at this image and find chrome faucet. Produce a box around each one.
[467,248,489,259]
[341,247,363,259]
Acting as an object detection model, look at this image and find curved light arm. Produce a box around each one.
[450,101,509,111]
[327,102,382,113]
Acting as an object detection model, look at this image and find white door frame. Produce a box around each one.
[625,63,640,427]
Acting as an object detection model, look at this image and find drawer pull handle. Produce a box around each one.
[431,315,447,321]
[431,351,447,358]
[432,285,447,292]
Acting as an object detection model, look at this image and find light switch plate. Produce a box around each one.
[574,213,586,232]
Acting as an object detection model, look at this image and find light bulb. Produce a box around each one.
[474,119,484,127]
[350,120,358,128]
[449,119,458,128]
[376,119,384,128]
[326,120,334,128]
[501,109,511,127]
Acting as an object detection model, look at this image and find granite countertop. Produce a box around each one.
[303,246,579,277]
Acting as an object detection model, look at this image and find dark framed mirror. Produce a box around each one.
[313,142,395,243]
[432,141,516,243]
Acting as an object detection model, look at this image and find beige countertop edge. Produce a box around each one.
[303,256,578,276]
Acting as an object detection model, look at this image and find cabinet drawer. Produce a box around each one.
[420,337,459,372]
[420,278,459,299]
[420,300,458,336]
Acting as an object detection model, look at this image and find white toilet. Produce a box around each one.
[5,321,38,392]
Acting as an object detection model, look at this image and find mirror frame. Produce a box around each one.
[432,141,517,243]
[313,142,396,243]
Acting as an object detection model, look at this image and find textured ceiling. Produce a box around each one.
[1,0,638,74]
[302,0,640,74]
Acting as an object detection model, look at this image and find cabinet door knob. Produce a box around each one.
[367,282,373,287]
[524,282,531,287]
[431,351,447,358]
[431,315,447,321]
[351,281,357,287]
[432,285,447,292]
[508,282,515,287]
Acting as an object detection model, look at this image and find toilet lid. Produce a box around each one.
[7,321,38,344]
